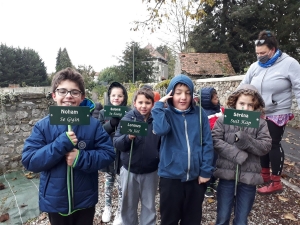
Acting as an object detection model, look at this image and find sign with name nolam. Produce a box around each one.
[223,109,260,128]
[104,105,128,118]
[49,106,90,125]
[120,120,148,136]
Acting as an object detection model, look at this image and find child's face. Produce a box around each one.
[110,87,124,106]
[172,84,191,110]
[133,94,154,117]
[52,80,84,106]
[211,94,219,105]
[235,94,254,111]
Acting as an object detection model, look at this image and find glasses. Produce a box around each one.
[56,88,82,98]
[255,39,265,45]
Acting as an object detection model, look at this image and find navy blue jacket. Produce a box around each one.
[22,99,115,214]
[152,75,214,182]
[113,108,160,174]
[200,87,220,116]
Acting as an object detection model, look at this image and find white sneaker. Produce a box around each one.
[112,212,122,225]
[102,206,111,223]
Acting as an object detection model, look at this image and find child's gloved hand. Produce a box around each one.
[66,131,78,146]
[110,117,120,127]
[235,130,248,142]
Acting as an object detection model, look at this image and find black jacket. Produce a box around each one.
[113,108,160,174]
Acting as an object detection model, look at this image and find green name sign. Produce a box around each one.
[49,106,90,125]
[223,109,260,128]
[104,105,128,118]
[120,120,148,136]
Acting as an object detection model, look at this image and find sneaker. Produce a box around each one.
[210,182,218,192]
[112,211,122,225]
[205,187,214,198]
[102,206,111,223]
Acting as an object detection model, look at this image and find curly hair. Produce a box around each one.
[227,89,264,113]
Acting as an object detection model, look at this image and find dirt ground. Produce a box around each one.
[22,158,300,225]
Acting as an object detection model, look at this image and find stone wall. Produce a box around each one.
[194,75,300,128]
[1,75,300,171]
[0,92,54,173]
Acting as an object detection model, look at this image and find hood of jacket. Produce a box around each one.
[79,98,96,113]
[107,82,128,106]
[201,87,220,115]
[166,74,194,110]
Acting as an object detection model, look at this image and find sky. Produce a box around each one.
[0,0,165,74]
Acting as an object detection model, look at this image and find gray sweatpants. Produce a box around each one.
[120,167,159,225]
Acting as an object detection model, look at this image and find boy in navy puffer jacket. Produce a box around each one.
[22,67,115,225]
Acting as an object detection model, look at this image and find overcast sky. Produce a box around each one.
[0,0,164,73]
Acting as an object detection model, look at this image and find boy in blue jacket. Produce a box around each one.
[152,75,214,225]
[22,67,115,225]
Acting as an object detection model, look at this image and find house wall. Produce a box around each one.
[153,59,168,82]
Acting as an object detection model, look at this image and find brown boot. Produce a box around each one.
[257,175,283,195]
[261,167,271,183]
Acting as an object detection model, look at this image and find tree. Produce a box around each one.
[0,44,48,87]
[189,0,300,73]
[98,66,124,84]
[55,48,73,72]
[135,0,215,32]
[118,42,154,83]
[76,65,96,92]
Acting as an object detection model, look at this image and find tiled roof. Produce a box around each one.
[179,53,235,76]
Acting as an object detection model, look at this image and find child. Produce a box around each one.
[151,74,214,225]
[212,84,271,225]
[22,67,115,225]
[113,88,160,225]
[98,82,128,225]
[201,87,224,198]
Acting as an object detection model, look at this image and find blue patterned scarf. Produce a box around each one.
[258,49,282,68]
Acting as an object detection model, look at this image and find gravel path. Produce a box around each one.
[24,160,300,225]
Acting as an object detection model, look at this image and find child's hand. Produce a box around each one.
[159,90,173,103]
[67,131,78,145]
[198,176,210,184]
[65,148,79,166]
[128,135,136,140]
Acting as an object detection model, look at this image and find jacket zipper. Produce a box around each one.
[183,114,191,181]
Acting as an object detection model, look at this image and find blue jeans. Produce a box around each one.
[216,179,256,225]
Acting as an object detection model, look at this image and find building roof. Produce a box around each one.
[179,53,235,76]
[144,44,167,62]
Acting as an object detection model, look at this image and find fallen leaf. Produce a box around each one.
[207,198,215,203]
[278,196,289,202]
[283,213,298,221]
[39,212,47,220]
[284,161,295,166]
[0,183,5,190]
[0,213,9,222]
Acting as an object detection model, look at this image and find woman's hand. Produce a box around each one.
[159,90,173,103]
